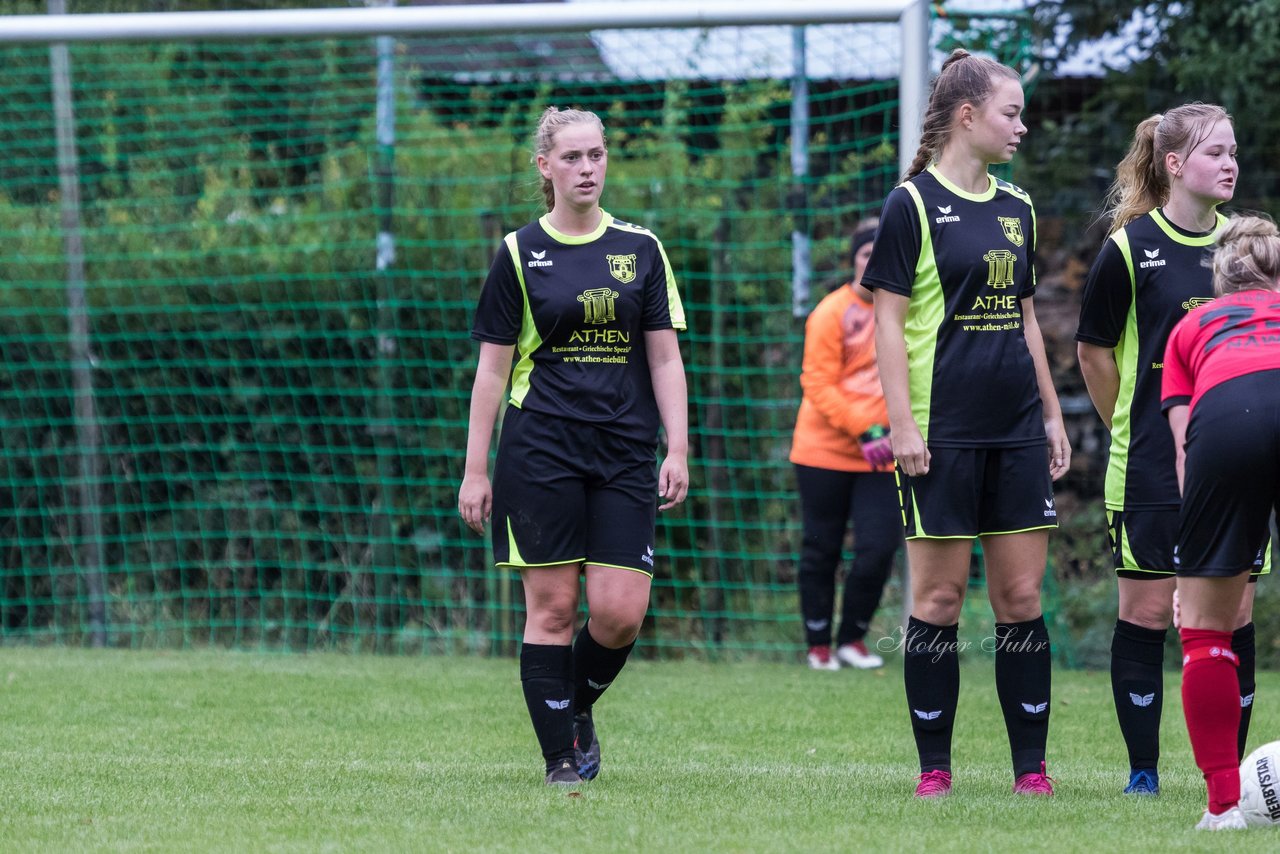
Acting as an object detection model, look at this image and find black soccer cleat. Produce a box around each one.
[573,710,601,781]
[544,759,583,786]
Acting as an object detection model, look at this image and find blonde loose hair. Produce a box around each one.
[1103,103,1232,232]
[903,48,1021,181]
[1212,214,1280,296]
[533,106,606,212]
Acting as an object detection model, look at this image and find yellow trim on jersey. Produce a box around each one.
[606,215,687,331]
[901,181,946,443]
[927,165,997,202]
[653,239,687,331]
[539,211,612,244]
[1149,208,1226,246]
[503,232,544,407]
[1105,228,1139,510]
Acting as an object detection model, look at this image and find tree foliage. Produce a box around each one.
[1031,0,1280,212]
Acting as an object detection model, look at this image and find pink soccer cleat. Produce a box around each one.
[1013,761,1055,796]
[915,769,952,798]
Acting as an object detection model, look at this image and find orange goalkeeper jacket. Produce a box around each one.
[789,284,890,472]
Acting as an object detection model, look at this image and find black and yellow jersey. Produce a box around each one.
[471,211,686,442]
[1076,207,1224,510]
[862,166,1044,448]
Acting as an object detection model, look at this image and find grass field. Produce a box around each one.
[0,648,1274,851]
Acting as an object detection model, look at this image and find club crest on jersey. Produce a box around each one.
[998,216,1024,247]
[578,287,619,324]
[606,253,637,284]
[1181,296,1213,311]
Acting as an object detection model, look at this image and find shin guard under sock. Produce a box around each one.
[1180,627,1242,814]
[573,621,635,712]
[1234,622,1256,762]
[903,617,960,773]
[520,643,575,770]
[1110,619,1167,771]
[994,615,1053,776]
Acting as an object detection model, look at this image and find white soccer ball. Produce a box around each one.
[1239,740,1280,826]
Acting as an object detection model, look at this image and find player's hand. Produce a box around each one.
[458,473,492,535]
[858,425,895,469]
[657,452,688,512]
[1045,416,1072,481]
[891,420,930,477]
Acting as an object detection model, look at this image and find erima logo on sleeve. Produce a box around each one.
[1139,248,1166,268]
[934,204,961,224]
[528,249,554,268]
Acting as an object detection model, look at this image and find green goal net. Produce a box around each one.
[0,5,1059,660]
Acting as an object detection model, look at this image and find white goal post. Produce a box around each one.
[0,0,930,178]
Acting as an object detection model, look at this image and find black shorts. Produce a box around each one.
[1175,373,1280,579]
[1108,509,1178,579]
[896,444,1056,540]
[491,407,659,576]
[1110,508,1269,580]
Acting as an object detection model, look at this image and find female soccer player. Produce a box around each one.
[1162,214,1280,831]
[790,219,901,672]
[864,49,1070,798]
[458,106,688,786]
[1076,104,1259,797]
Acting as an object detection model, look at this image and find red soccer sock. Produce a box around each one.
[1180,627,1242,814]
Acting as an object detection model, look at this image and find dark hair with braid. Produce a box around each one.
[903,48,1020,181]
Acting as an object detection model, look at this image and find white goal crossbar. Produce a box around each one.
[0,0,929,177]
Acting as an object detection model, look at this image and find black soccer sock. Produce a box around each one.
[994,616,1053,777]
[573,620,635,713]
[1234,622,1257,762]
[520,643,575,771]
[1110,619,1166,771]
[903,616,960,773]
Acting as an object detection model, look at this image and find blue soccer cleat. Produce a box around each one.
[574,710,601,781]
[1124,768,1159,796]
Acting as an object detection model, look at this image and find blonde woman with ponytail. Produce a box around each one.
[459,106,688,786]
[1075,104,1257,799]
[863,48,1069,798]
[1161,214,1280,830]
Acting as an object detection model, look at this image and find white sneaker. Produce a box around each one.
[807,645,840,671]
[836,640,884,669]
[1195,806,1247,831]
